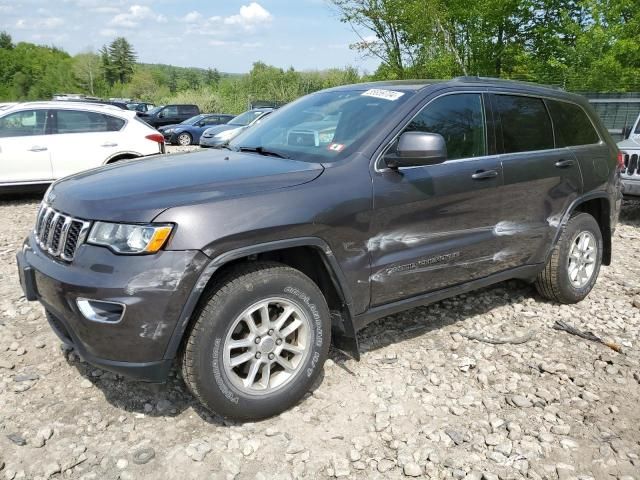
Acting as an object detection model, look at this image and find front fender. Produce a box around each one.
[161,237,359,361]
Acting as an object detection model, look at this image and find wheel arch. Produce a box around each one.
[558,193,612,265]
[104,151,142,164]
[163,237,360,363]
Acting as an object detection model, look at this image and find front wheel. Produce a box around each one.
[181,262,331,420]
[535,212,603,303]
[176,132,192,146]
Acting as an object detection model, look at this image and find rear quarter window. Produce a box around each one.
[180,105,199,115]
[546,100,600,146]
[494,95,554,153]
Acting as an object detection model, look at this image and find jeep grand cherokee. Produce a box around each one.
[17,78,622,420]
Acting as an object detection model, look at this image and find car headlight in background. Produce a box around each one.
[87,222,173,254]
[164,128,174,134]
[215,129,237,141]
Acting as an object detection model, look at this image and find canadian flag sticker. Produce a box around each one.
[328,143,345,152]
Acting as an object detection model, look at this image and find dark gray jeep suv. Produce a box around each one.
[17,78,622,420]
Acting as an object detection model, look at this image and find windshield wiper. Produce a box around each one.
[238,146,290,159]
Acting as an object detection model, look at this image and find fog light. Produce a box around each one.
[76,298,125,324]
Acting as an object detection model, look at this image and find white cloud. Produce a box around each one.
[185,3,272,36]
[15,17,65,30]
[92,6,121,14]
[224,2,272,29]
[181,11,202,23]
[100,28,118,37]
[109,5,167,28]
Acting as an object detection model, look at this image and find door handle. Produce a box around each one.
[101,143,118,147]
[471,169,499,180]
[555,159,575,168]
[28,146,47,152]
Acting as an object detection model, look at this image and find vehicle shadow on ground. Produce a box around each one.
[60,199,640,423]
[63,280,535,424]
[63,352,327,426]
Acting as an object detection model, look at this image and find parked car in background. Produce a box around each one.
[127,102,155,114]
[138,104,200,129]
[618,112,640,197]
[159,114,234,146]
[17,78,621,420]
[0,101,164,190]
[199,108,273,148]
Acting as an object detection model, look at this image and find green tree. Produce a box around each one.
[73,52,102,95]
[101,37,137,85]
[0,31,13,50]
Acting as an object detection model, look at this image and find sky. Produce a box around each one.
[0,0,380,74]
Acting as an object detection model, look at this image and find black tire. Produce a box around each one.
[176,132,192,146]
[535,213,603,303]
[181,262,331,420]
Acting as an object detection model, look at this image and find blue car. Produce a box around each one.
[158,114,234,146]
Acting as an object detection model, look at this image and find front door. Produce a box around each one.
[157,106,180,127]
[370,93,505,306]
[0,109,53,184]
[489,93,583,268]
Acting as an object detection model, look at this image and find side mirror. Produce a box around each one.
[385,131,448,169]
[622,126,632,139]
[158,111,165,118]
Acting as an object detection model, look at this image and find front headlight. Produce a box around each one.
[164,128,174,134]
[87,222,173,254]
[215,129,237,141]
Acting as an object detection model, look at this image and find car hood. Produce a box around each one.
[203,124,242,136]
[47,149,324,222]
[618,135,640,150]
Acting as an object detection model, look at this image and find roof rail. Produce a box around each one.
[453,76,565,91]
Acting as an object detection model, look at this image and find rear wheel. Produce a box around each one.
[181,262,331,420]
[535,212,603,303]
[177,132,192,146]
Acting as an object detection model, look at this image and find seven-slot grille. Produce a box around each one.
[621,152,640,176]
[34,205,91,261]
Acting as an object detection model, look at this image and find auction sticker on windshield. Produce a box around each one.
[361,89,405,101]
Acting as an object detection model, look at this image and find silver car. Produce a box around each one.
[618,114,640,197]
[199,108,273,148]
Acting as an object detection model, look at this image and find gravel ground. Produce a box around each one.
[0,174,639,479]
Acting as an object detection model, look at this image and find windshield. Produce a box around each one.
[182,115,205,125]
[229,89,414,162]
[229,110,267,126]
[146,106,164,116]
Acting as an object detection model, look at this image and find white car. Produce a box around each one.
[0,101,165,189]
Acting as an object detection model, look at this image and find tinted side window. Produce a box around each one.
[179,105,199,116]
[162,106,179,117]
[55,110,124,134]
[0,110,47,137]
[495,95,554,153]
[546,100,600,146]
[404,93,486,160]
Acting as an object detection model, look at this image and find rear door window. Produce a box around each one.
[54,110,125,133]
[494,95,554,153]
[546,100,600,146]
[404,93,487,160]
[0,110,47,137]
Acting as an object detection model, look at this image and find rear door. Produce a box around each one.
[490,93,583,268]
[0,109,53,184]
[178,105,199,123]
[48,109,126,179]
[370,92,505,305]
